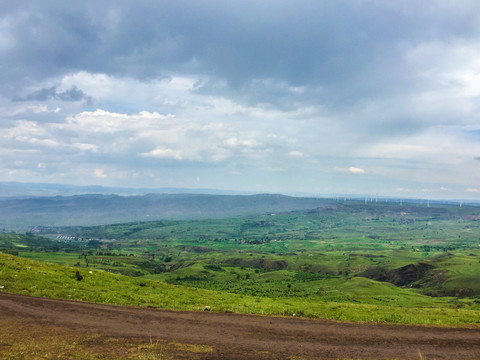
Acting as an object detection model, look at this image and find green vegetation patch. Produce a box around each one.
[1,252,480,326]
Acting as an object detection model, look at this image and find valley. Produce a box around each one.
[1,196,480,358]
[2,199,480,322]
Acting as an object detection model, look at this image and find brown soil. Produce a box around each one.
[1,293,480,359]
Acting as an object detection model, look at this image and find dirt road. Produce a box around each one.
[1,293,479,359]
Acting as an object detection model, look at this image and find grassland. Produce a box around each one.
[1,200,480,325]
[1,252,480,326]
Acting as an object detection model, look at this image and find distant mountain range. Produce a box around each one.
[0,192,337,230]
[0,181,248,198]
[1,181,476,231]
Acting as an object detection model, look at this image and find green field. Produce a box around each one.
[1,200,480,325]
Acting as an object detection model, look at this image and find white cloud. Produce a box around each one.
[94,169,107,178]
[140,148,183,160]
[3,120,46,138]
[466,188,479,193]
[60,109,175,134]
[72,143,99,152]
[348,166,365,174]
[289,150,304,158]
[332,166,366,175]
[1,104,299,178]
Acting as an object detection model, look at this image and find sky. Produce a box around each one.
[2,1,480,199]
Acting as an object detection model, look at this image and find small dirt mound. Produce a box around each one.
[384,263,434,286]
[361,262,434,286]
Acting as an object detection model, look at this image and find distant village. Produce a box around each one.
[29,226,116,248]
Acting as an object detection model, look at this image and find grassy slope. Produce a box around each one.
[417,252,480,296]
[1,252,480,326]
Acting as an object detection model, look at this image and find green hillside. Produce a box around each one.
[2,201,480,326]
[1,252,480,326]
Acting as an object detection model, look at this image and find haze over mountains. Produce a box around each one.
[0,182,337,229]
[0,181,247,198]
[0,181,475,231]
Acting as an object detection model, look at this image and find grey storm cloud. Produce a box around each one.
[2,0,479,98]
[13,86,92,103]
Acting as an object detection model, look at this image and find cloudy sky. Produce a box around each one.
[2,1,480,199]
